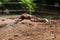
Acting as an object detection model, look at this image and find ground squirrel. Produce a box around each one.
[19,13,49,22]
[20,13,33,20]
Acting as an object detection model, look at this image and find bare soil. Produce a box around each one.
[0,15,60,40]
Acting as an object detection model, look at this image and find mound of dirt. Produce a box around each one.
[0,14,60,40]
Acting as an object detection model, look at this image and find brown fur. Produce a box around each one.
[20,13,32,20]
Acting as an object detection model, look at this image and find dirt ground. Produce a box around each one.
[0,14,60,40]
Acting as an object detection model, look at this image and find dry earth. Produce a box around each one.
[0,14,60,40]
